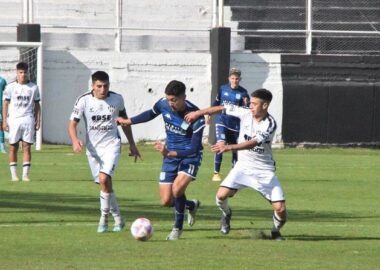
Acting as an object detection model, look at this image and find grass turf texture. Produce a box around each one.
[0,145,379,270]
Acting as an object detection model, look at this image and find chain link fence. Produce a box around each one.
[226,0,380,54]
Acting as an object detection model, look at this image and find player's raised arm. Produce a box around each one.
[184,105,224,123]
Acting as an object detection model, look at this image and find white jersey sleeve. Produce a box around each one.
[70,93,87,121]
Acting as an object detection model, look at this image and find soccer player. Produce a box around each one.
[210,67,249,181]
[0,75,7,153]
[185,89,287,240]
[117,80,205,240]
[2,62,41,181]
[68,71,141,233]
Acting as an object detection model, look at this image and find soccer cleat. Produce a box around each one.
[212,173,222,182]
[271,230,284,241]
[97,224,108,233]
[11,176,20,182]
[166,227,183,240]
[220,209,232,235]
[188,199,200,227]
[113,222,125,232]
[22,176,30,182]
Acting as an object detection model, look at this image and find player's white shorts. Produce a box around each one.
[221,165,285,202]
[86,145,121,183]
[8,116,35,144]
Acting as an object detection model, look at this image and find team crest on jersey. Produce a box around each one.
[108,105,115,113]
[224,92,229,96]
[236,93,241,99]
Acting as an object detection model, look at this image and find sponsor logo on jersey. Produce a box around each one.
[164,113,171,119]
[89,124,113,131]
[165,122,186,135]
[91,114,112,122]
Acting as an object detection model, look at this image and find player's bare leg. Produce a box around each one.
[9,142,19,181]
[271,201,287,240]
[159,183,174,207]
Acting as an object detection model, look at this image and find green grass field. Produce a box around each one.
[0,145,379,270]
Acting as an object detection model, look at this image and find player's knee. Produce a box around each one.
[216,187,235,201]
[273,201,286,215]
[160,198,173,207]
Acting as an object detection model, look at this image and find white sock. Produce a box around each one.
[23,162,31,177]
[216,196,231,216]
[99,191,111,225]
[272,211,287,232]
[110,192,123,225]
[10,162,17,178]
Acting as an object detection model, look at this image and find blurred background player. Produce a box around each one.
[185,89,287,240]
[68,71,141,233]
[2,62,41,181]
[210,67,249,181]
[118,80,204,240]
[0,75,7,153]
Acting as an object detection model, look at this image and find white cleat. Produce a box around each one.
[188,200,200,227]
[166,227,183,240]
[22,176,31,182]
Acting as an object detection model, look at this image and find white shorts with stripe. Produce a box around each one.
[8,116,35,144]
[221,164,285,202]
[86,144,121,183]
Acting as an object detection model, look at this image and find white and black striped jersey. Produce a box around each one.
[3,80,40,120]
[70,90,127,152]
[224,105,277,171]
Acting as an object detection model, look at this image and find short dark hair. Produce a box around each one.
[91,71,109,82]
[251,88,273,102]
[165,80,186,96]
[16,62,28,71]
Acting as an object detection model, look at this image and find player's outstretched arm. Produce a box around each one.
[67,120,83,153]
[184,105,224,123]
[211,139,258,154]
[117,117,132,126]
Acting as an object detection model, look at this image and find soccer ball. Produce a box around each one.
[130,217,153,241]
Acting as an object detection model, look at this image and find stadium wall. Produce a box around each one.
[42,50,212,144]
[282,55,380,146]
[0,49,284,145]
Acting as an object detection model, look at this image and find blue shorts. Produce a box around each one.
[159,153,203,184]
[215,124,239,144]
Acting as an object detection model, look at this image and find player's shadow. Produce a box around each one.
[289,235,380,241]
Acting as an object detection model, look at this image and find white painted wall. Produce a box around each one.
[42,50,212,144]
[1,49,283,145]
[231,53,283,143]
